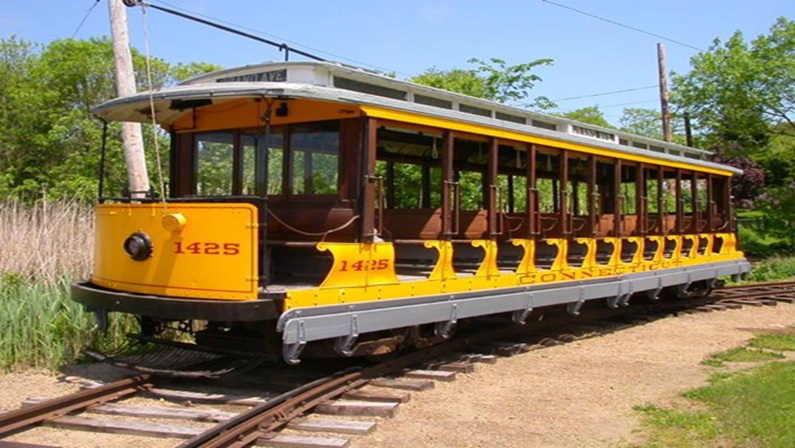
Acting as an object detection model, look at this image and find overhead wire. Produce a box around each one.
[71,0,102,38]
[540,0,705,52]
[133,0,701,119]
[598,99,660,109]
[136,0,672,105]
[150,0,413,77]
[537,0,705,125]
[551,85,658,102]
[554,99,659,114]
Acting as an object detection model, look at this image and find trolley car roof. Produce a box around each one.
[92,61,740,175]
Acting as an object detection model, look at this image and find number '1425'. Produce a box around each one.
[174,242,240,255]
[339,259,389,271]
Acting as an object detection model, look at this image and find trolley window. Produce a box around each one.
[289,121,340,196]
[194,132,234,196]
[241,129,284,196]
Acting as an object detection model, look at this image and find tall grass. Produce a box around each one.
[0,277,113,369]
[0,200,93,283]
[0,201,133,370]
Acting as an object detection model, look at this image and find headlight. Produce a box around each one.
[123,232,153,261]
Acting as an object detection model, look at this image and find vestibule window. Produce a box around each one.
[242,130,284,196]
[289,121,340,195]
[195,132,234,196]
[189,121,340,198]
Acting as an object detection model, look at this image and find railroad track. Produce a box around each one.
[2,280,794,448]
[711,279,795,303]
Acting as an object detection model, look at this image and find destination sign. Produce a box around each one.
[217,69,287,83]
[569,124,617,143]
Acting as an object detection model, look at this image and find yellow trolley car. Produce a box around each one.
[72,62,750,364]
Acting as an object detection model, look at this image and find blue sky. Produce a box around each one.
[1,0,792,124]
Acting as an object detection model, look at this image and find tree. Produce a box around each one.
[0,37,39,195]
[619,107,687,144]
[619,108,663,139]
[753,131,795,187]
[671,17,795,152]
[0,37,221,200]
[411,57,555,108]
[709,153,765,204]
[555,106,613,128]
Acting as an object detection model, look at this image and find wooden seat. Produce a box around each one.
[382,208,443,240]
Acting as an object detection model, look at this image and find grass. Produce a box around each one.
[701,347,784,367]
[0,200,93,284]
[636,363,795,448]
[636,330,795,447]
[0,200,137,370]
[0,275,136,370]
[749,333,795,351]
[686,363,795,448]
[633,404,721,448]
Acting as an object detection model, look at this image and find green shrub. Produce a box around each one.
[737,226,793,259]
[745,256,795,282]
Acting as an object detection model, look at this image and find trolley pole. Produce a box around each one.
[657,43,673,143]
[109,0,150,198]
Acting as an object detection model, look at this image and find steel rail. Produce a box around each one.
[715,290,795,301]
[718,280,795,291]
[0,374,153,438]
[182,330,520,447]
[182,291,743,447]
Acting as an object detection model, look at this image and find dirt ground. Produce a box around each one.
[2,303,794,448]
[354,303,795,448]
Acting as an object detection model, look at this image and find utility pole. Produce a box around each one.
[109,0,149,198]
[683,112,693,147]
[657,43,673,143]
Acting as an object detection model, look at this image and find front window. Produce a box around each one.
[242,130,284,196]
[195,132,234,196]
[189,121,340,198]
[289,121,339,195]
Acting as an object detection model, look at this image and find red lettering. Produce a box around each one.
[338,259,390,272]
[174,242,241,256]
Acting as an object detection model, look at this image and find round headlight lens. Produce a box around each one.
[123,232,153,261]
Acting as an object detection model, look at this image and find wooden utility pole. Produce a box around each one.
[657,43,673,143]
[683,111,693,147]
[109,0,149,198]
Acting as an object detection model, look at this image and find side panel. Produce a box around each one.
[92,203,258,300]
